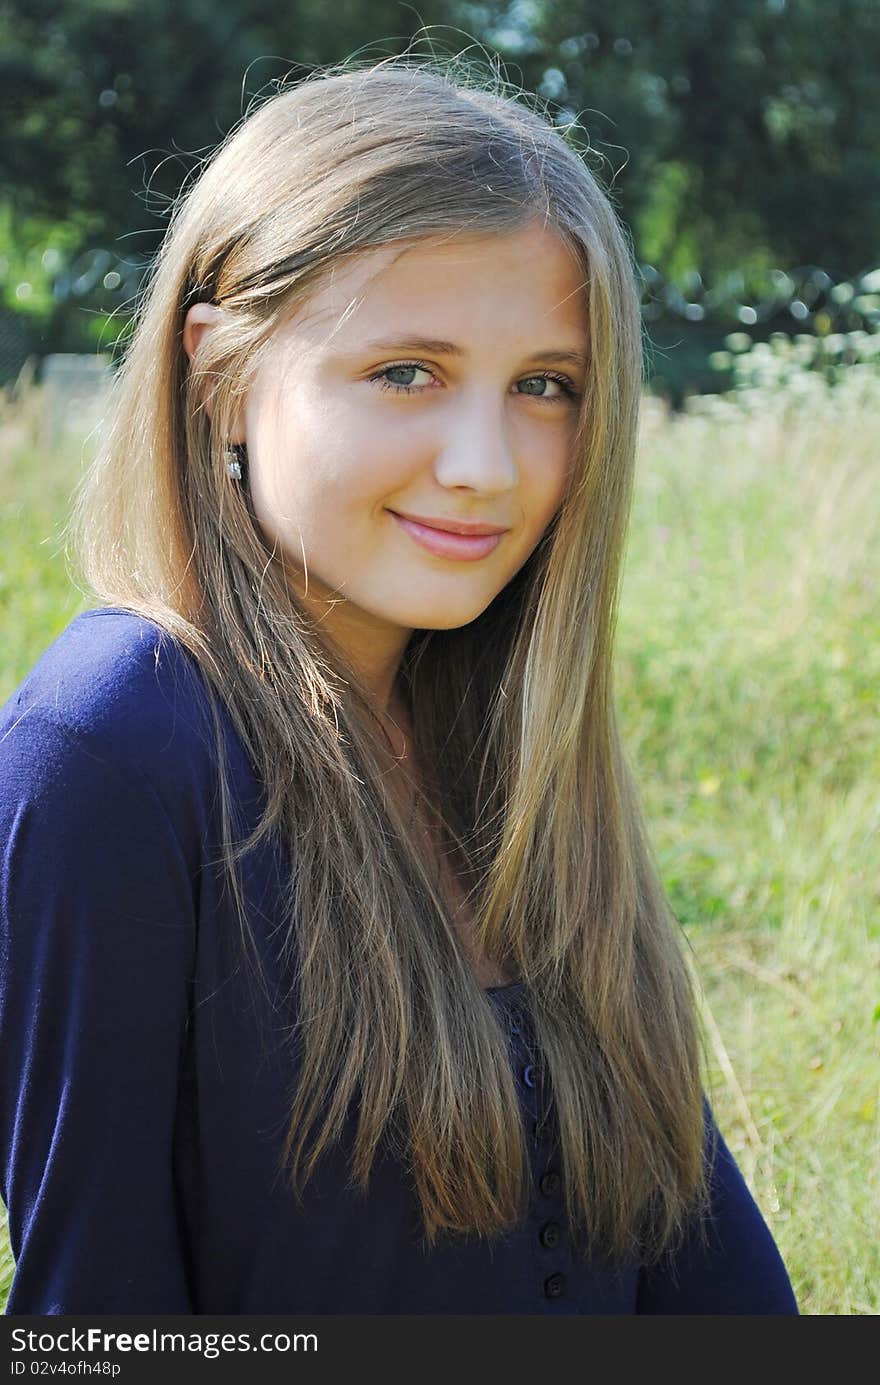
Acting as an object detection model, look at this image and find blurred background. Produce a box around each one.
[1,0,878,1316]
[2,0,879,401]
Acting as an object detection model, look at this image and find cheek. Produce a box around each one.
[248,432,404,556]
[525,455,570,533]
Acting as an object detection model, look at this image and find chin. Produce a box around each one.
[398,601,494,632]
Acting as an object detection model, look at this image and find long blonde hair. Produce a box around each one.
[66,54,710,1265]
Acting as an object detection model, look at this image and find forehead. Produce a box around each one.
[273,223,589,355]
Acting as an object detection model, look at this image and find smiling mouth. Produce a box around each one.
[389,510,510,536]
[388,511,506,561]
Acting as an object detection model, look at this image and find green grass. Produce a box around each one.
[617,377,879,1315]
[1,373,877,1314]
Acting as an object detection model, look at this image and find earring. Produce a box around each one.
[224,443,246,481]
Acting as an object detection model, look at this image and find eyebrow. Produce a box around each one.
[357,335,589,370]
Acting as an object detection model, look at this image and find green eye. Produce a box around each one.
[374,364,432,393]
[369,362,579,403]
[517,374,578,401]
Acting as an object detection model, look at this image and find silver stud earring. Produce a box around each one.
[224,444,246,481]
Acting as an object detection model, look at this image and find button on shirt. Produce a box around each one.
[539,1222,561,1249]
[0,610,799,1315]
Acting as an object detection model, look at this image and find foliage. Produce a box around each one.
[3,0,879,282]
[485,0,880,281]
[710,323,880,393]
[0,0,443,243]
[2,1,879,395]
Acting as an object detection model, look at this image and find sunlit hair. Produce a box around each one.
[66,53,710,1264]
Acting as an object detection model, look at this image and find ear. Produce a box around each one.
[182,302,246,443]
[182,301,223,362]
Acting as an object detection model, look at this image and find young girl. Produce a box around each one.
[0,58,798,1315]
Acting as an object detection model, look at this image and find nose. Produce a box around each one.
[432,389,519,494]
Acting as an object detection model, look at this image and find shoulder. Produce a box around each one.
[2,605,210,739]
[0,606,254,859]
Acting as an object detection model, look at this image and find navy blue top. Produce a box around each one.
[0,609,798,1315]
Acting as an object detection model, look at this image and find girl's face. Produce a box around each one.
[188,221,589,695]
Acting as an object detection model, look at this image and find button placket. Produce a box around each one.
[489,988,570,1306]
[536,1164,567,1302]
[509,1000,568,1303]
[494,994,546,1141]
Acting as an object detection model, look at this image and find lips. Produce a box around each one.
[388,511,506,561]
[389,511,509,536]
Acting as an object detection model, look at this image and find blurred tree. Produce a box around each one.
[473,0,880,283]
[3,0,878,276]
[0,0,449,258]
[1,0,877,387]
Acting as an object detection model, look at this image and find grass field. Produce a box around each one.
[1,368,877,1315]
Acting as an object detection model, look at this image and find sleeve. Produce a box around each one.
[636,1097,799,1314]
[0,708,198,1313]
